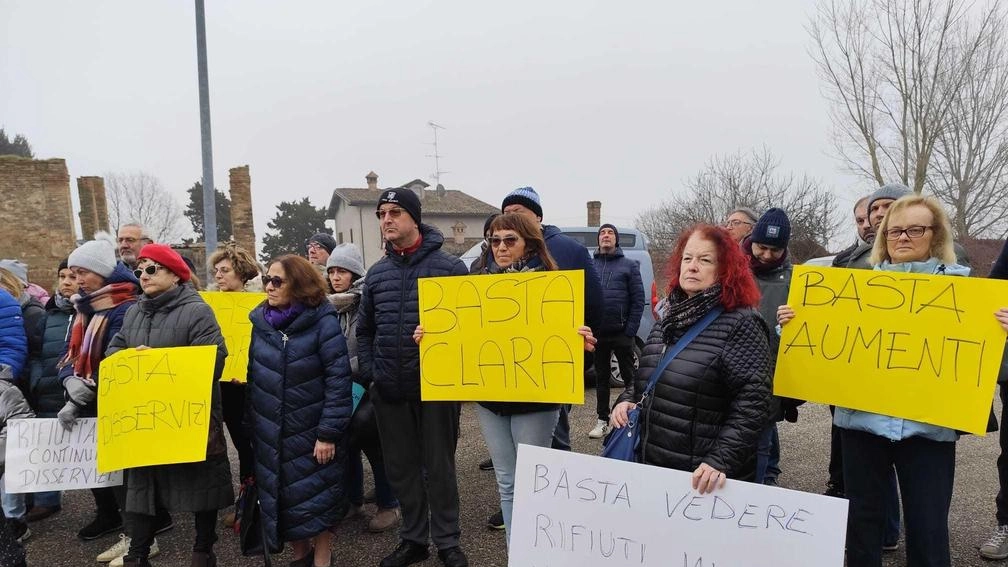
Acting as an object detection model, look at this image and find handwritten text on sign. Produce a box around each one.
[97,346,216,473]
[200,291,265,383]
[510,445,848,567]
[4,418,122,493]
[418,270,585,403]
[774,266,1008,434]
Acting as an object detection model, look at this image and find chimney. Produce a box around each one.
[366,171,378,190]
[587,201,601,227]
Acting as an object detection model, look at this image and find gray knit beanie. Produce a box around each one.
[67,240,117,278]
[0,260,28,284]
[868,183,913,212]
[326,243,366,278]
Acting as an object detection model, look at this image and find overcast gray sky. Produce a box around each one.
[2,0,863,243]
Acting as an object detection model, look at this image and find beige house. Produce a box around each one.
[328,172,499,269]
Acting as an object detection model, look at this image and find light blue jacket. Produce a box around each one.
[833,258,970,442]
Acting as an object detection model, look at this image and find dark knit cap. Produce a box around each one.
[868,183,913,212]
[307,233,337,255]
[501,186,543,219]
[598,223,620,245]
[483,213,500,237]
[138,243,191,282]
[751,208,792,248]
[378,188,422,225]
[58,258,68,273]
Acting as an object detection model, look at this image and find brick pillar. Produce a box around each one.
[77,176,102,240]
[587,201,602,227]
[93,177,109,234]
[229,165,255,253]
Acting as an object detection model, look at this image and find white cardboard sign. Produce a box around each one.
[510,445,848,567]
[4,418,123,493]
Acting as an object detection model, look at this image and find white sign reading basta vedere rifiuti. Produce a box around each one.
[4,418,122,493]
[510,445,848,567]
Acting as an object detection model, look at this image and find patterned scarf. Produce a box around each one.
[662,283,723,340]
[59,282,139,381]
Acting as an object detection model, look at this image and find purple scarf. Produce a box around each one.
[263,302,306,330]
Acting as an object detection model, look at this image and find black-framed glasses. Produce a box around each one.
[884,225,932,240]
[133,265,163,278]
[489,236,520,248]
[375,207,404,220]
[261,275,286,288]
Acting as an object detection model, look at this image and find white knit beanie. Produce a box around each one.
[67,240,116,278]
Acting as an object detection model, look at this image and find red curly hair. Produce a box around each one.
[665,224,761,311]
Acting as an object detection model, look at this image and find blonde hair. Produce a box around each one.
[208,242,262,285]
[0,268,23,299]
[870,195,955,266]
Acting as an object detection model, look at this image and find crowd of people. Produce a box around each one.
[0,183,1004,567]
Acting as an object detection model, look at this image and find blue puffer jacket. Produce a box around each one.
[0,290,27,381]
[834,259,968,442]
[544,225,604,330]
[593,247,646,337]
[357,224,467,402]
[28,294,74,414]
[247,300,352,548]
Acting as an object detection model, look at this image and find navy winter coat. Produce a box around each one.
[357,224,467,402]
[0,290,27,381]
[543,225,604,330]
[247,300,352,548]
[593,247,646,337]
[28,295,74,414]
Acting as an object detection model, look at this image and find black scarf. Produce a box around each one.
[662,283,723,341]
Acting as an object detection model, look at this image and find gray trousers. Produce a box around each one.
[372,387,461,550]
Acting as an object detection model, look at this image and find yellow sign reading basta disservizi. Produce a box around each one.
[200,291,265,383]
[418,270,585,403]
[774,265,1008,435]
[97,345,216,473]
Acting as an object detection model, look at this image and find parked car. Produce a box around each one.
[460,226,657,387]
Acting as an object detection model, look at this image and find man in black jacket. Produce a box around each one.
[979,238,1008,560]
[588,223,645,440]
[357,189,469,567]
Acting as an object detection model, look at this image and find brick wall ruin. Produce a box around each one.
[229,165,255,254]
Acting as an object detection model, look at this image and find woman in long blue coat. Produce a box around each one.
[247,255,352,567]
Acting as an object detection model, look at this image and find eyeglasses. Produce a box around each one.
[489,236,520,248]
[375,207,404,220]
[261,275,286,288]
[884,225,932,240]
[724,219,754,228]
[306,242,322,250]
[133,265,164,278]
[117,237,138,245]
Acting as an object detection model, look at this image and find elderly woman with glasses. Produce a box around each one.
[105,244,233,567]
[247,255,353,567]
[779,194,1008,567]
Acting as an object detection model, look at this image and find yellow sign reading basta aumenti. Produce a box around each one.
[774,265,1008,435]
[97,346,216,473]
[418,270,585,403]
[200,291,265,383]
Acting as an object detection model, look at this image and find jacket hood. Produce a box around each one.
[542,224,562,239]
[106,261,141,287]
[594,247,625,259]
[875,258,970,277]
[137,283,202,313]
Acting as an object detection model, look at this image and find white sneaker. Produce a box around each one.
[109,538,159,567]
[588,419,611,439]
[980,525,1008,560]
[97,533,129,563]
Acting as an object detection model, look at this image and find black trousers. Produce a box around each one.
[372,387,461,550]
[996,384,1008,525]
[592,334,636,421]
[220,382,254,480]
[827,406,843,488]
[841,428,955,567]
[127,510,217,559]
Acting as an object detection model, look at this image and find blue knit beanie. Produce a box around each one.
[751,208,791,248]
[501,187,543,219]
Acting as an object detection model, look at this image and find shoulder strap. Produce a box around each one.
[639,306,724,400]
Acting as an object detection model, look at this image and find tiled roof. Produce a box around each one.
[330,187,498,216]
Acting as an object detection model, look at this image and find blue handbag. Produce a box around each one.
[601,307,723,462]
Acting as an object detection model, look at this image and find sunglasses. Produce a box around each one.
[489,236,520,248]
[261,275,286,288]
[133,265,164,278]
[375,207,404,220]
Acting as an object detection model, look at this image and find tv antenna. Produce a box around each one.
[427,121,449,187]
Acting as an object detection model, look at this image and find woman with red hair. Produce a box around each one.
[611,224,771,492]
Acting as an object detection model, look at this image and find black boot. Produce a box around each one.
[191,550,217,567]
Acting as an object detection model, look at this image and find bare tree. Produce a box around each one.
[636,148,841,268]
[809,0,1008,238]
[105,171,187,242]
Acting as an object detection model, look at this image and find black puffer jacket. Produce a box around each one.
[357,225,467,402]
[28,295,74,414]
[618,308,771,480]
[593,248,646,338]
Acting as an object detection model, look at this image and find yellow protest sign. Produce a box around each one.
[418,270,585,403]
[199,291,265,383]
[774,265,1008,434]
[97,346,216,473]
